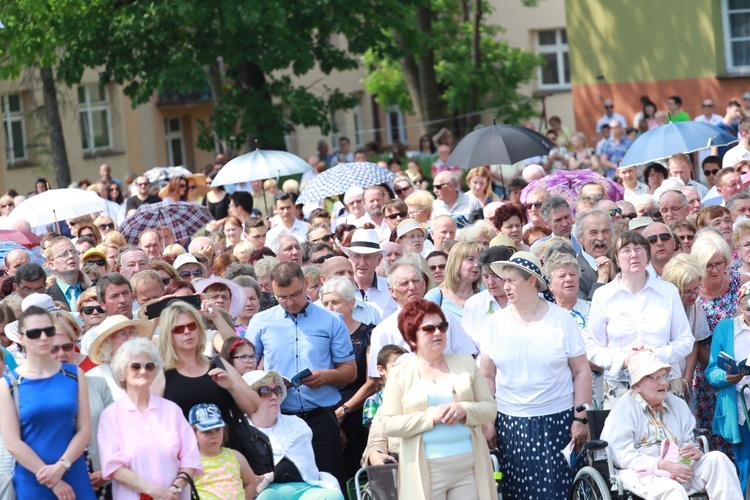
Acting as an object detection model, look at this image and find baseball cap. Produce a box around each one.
[188,403,225,432]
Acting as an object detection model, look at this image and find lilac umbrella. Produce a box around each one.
[520,169,625,204]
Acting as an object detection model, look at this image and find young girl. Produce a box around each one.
[189,403,258,499]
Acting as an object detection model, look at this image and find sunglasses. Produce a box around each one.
[109,186,120,191]
[604,105,614,109]
[173,321,198,334]
[179,269,203,278]
[82,305,106,315]
[136,182,150,187]
[86,259,106,267]
[525,201,543,210]
[678,234,695,242]
[429,264,447,272]
[51,343,75,354]
[646,232,672,244]
[23,326,56,339]
[128,361,157,372]
[311,253,335,264]
[386,211,408,220]
[702,103,714,108]
[99,223,115,230]
[433,182,450,190]
[258,386,284,398]
[420,322,449,334]
[704,168,719,176]
[606,208,622,216]
[313,233,335,243]
[394,186,411,195]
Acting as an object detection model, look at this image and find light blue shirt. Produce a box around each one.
[56,280,82,312]
[421,381,472,459]
[248,301,355,413]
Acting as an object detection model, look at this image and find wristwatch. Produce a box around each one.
[572,416,588,425]
[342,405,351,414]
[58,458,71,470]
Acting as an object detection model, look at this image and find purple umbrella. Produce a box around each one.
[520,169,624,205]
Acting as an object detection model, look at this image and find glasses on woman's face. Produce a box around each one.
[180,269,203,278]
[706,261,727,272]
[22,326,56,339]
[258,385,283,399]
[232,354,256,364]
[173,321,198,334]
[82,305,105,315]
[644,373,668,383]
[51,343,74,354]
[128,361,157,372]
[420,322,448,334]
[99,223,115,231]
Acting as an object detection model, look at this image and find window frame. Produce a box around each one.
[722,0,750,73]
[78,84,113,153]
[164,116,186,166]
[386,105,406,144]
[535,28,570,91]
[2,94,27,164]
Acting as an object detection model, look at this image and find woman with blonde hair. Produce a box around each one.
[163,243,186,256]
[423,241,484,318]
[223,216,243,246]
[94,215,116,237]
[0,194,15,225]
[458,220,496,249]
[465,167,499,206]
[103,230,127,249]
[405,190,434,225]
[734,219,750,284]
[76,288,106,335]
[233,241,255,263]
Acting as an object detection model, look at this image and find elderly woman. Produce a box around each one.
[465,167,499,206]
[692,230,741,456]
[395,219,427,255]
[98,338,202,499]
[425,251,448,287]
[696,206,734,249]
[602,350,741,499]
[671,218,697,254]
[405,190,434,226]
[0,306,95,498]
[735,219,750,284]
[480,251,591,498]
[320,277,378,479]
[232,276,262,338]
[380,299,496,499]
[587,231,693,408]
[87,315,154,401]
[492,204,529,251]
[423,241,484,318]
[244,370,344,499]
[51,310,97,372]
[707,282,750,495]
[458,220,495,249]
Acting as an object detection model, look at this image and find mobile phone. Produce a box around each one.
[145,294,202,320]
[291,368,313,388]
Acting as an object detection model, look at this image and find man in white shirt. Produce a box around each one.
[354,187,390,241]
[342,228,396,320]
[596,99,628,133]
[429,215,457,252]
[694,99,723,125]
[368,259,477,378]
[266,192,309,245]
[722,116,750,168]
[668,154,709,198]
[431,171,482,219]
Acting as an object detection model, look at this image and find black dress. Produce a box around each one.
[163,362,235,421]
[202,193,230,220]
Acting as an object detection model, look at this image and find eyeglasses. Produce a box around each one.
[394,186,411,195]
[99,223,115,231]
[429,264,447,272]
[86,259,106,267]
[706,261,728,272]
[420,322,449,334]
[54,249,80,261]
[258,386,284,398]
[644,373,668,383]
[179,269,203,278]
[23,326,56,339]
[79,232,95,238]
[606,208,622,217]
[312,233,335,244]
[703,169,719,176]
[115,330,138,341]
[400,232,424,240]
[677,234,695,242]
[433,182,450,190]
[604,105,614,109]
[231,354,256,363]
[161,276,172,286]
[128,361,157,372]
[311,253,335,264]
[646,232,672,244]
[173,321,199,334]
[82,305,105,315]
[51,343,75,354]
[19,284,46,295]
[683,285,701,297]
[136,182,150,187]
[386,211,408,220]
[525,201,543,210]
[109,186,120,191]
[702,103,714,108]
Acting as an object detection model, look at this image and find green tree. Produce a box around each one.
[363,0,542,136]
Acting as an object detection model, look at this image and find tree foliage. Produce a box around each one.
[363,0,542,135]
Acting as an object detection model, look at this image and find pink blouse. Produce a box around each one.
[98,394,203,500]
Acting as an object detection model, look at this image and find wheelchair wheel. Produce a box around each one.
[570,466,611,500]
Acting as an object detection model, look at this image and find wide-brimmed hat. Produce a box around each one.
[395,219,427,240]
[629,216,654,231]
[193,277,247,317]
[489,251,547,291]
[88,315,154,364]
[242,370,288,403]
[628,350,671,386]
[173,253,207,275]
[82,248,107,263]
[341,228,385,256]
[189,403,226,431]
[5,293,60,343]
[489,234,517,250]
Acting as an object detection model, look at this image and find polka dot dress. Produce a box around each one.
[495,408,577,499]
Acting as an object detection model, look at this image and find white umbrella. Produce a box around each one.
[210,149,312,187]
[8,189,106,230]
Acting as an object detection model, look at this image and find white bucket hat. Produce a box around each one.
[193,277,247,317]
[5,293,60,343]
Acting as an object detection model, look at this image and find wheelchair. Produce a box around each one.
[569,404,710,500]
[349,449,504,499]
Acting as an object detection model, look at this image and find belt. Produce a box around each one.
[282,406,332,420]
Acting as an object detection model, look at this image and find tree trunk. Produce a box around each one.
[39,66,71,188]
[203,59,226,155]
[467,0,482,129]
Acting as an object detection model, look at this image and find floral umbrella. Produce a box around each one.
[520,169,625,204]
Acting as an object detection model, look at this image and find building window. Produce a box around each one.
[386,106,406,145]
[536,29,570,90]
[352,104,363,147]
[723,0,750,72]
[2,94,27,163]
[78,84,112,152]
[165,117,185,166]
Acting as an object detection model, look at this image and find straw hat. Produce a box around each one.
[88,315,154,364]
[395,219,427,240]
[628,350,671,386]
[489,234,517,250]
[193,277,247,317]
[489,251,547,291]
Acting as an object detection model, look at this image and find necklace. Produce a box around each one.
[514,300,541,326]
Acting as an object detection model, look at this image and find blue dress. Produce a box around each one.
[3,364,95,499]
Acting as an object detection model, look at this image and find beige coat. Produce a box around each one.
[379,354,497,500]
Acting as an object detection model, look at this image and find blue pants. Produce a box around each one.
[733,422,750,496]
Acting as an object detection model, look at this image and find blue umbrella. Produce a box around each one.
[297,162,396,204]
[619,122,738,169]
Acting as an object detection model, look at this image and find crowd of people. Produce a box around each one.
[2,106,750,500]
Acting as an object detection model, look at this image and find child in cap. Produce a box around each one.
[189,403,257,499]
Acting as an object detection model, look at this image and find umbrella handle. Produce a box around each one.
[53,209,61,234]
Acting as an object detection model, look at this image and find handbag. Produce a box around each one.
[0,373,20,500]
[211,356,275,475]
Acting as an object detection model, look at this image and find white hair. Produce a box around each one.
[269,231,295,254]
[653,177,686,201]
[110,338,163,388]
[343,186,364,204]
[319,276,356,302]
